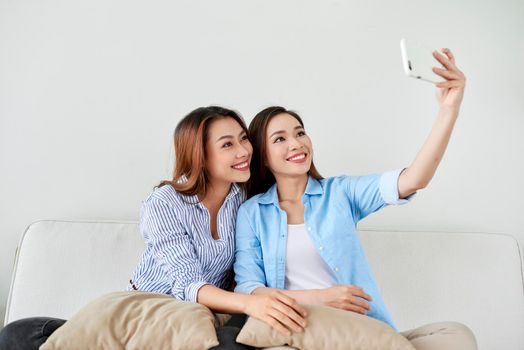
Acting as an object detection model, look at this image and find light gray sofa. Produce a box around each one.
[4,220,524,349]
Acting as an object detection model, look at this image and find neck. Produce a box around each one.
[275,173,308,202]
[200,180,231,208]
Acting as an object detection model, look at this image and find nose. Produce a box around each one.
[236,142,250,158]
[288,136,303,151]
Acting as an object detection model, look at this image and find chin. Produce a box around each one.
[280,170,309,178]
[232,173,250,183]
[284,165,311,176]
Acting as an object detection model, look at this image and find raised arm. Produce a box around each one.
[398,48,466,198]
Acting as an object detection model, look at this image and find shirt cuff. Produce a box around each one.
[234,281,266,295]
[185,281,209,303]
[379,168,416,205]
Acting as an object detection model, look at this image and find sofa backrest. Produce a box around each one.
[5,220,524,349]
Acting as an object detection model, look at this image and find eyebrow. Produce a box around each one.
[269,125,304,139]
[215,130,247,143]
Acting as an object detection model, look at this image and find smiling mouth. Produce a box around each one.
[231,161,249,171]
[286,153,307,163]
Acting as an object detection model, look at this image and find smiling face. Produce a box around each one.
[205,117,253,186]
[265,113,313,179]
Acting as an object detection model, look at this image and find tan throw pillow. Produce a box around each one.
[236,304,415,350]
[40,291,219,350]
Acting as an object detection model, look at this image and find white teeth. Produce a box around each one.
[288,154,306,161]
[232,162,248,169]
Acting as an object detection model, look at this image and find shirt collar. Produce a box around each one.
[304,176,323,196]
[181,181,241,209]
[227,183,241,199]
[257,176,323,205]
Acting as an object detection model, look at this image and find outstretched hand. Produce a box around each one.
[317,284,373,315]
[245,290,307,336]
[432,48,466,110]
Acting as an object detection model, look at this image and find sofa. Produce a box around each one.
[4,220,524,349]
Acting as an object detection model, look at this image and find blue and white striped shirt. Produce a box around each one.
[128,182,246,302]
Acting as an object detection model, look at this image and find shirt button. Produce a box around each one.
[334,267,340,272]
[307,226,312,231]
[319,246,323,251]
[281,234,285,238]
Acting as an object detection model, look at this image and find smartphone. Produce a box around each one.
[400,38,445,84]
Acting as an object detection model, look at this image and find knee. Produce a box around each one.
[0,319,28,348]
[0,317,66,350]
[443,322,478,350]
[445,321,475,335]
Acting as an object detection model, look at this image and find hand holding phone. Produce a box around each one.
[401,39,467,109]
[400,38,446,84]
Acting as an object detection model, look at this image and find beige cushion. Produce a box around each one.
[40,291,220,350]
[236,304,415,350]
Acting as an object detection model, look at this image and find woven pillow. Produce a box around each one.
[40,291,219,350]
[236,304,415,350]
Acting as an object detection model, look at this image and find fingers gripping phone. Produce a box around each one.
[400,38,446,84]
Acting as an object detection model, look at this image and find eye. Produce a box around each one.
[240,134,249,142]
[297,130,306,137]
[222,142,233,148]
[273,136,285,143]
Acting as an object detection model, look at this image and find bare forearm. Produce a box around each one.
[197,284,249,314]
[399,106,459,197]
[253,287,321,305]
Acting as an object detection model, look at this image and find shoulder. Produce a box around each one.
[144,184,194,210]
[317,175,351,190]
[238,193,264,213]
[316,174,381,195]
[328,173,380,186]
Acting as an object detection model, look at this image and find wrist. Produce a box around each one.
[438,104,460,115]
[311,289,325,305]
[239,294,251,314]
[437,105,460,122]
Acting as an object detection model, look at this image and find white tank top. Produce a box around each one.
[284,224,337,290]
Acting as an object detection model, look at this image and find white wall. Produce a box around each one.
[1,0,523,325]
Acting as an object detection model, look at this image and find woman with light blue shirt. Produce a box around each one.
[234,49,477,349]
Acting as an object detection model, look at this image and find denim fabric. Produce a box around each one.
[0,317,66,350]
[211,314,254,350]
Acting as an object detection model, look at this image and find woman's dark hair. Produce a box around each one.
[158,106,249,198]
[247,106,323,198]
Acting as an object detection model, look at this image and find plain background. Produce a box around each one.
[1,0,523,326]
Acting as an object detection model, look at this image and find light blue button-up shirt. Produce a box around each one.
[234,168,415,330]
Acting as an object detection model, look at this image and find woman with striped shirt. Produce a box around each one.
[127,106,307,347]
[0,106,307,350]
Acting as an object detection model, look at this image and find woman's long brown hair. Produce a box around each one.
[158,106,249,198]
[247,106,323,198]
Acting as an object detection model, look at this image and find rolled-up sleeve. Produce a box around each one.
[141,197,208,302]
[345,168,416,222]
[234,205,266,294]
[379,168,417,205]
